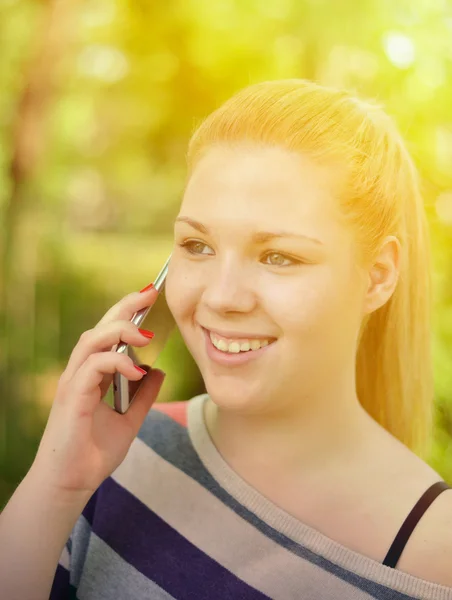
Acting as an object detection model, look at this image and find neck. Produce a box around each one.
[203,371,378,478]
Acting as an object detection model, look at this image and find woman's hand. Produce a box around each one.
[31,285,166,497]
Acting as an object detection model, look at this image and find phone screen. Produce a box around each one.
[126,283,175,371]
[105,258,176,413]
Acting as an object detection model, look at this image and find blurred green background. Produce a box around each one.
[1,0,452,508]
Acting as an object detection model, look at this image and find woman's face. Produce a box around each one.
[166,144,367,413]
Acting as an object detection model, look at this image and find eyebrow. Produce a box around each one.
[174,216,324,246]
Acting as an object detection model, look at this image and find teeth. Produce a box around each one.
[217,339,229,352]
[209,331,272,353]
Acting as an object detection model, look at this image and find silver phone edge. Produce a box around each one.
[113,253,172,413]
[116,254,171,355]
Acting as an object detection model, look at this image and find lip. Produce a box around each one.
[202,325,276,341]
[202,326,276,366]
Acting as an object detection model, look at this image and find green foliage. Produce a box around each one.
[1,0,452,506]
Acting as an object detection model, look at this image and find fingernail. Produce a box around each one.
[138,328,155,339]
[134,365,147,375]
[139,282,154,293]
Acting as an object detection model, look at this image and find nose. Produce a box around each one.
[202,258,257,315]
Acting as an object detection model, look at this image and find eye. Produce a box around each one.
[263,252,299,267]
[178,240,301,267]
[178,240,214,255]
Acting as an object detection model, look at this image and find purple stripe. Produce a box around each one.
[49,564,71,599]
[85,476,271,600]
[82,489,97,522]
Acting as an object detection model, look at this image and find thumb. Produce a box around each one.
[125,367,166,435]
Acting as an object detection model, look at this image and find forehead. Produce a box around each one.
[181,145,344,235]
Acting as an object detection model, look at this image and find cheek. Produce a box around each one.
[266,268,338,334]
[296,266,362,345]
[165,261,199,321]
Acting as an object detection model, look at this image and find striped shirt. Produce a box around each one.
[50,393,452,600]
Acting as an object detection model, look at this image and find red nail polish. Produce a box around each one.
[139,282,154,293]
[134,365,147,375]
[138,329,155,339]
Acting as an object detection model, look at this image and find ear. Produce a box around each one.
[362,236,401,315]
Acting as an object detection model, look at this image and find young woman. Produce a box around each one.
[1,79,452,600]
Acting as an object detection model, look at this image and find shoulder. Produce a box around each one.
[396,483,452,588]
[366,431,452,587]
[108,400,194,496]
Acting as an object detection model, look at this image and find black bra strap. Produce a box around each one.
[382,480,451,568]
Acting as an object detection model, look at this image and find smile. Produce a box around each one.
[209,329,271,352]
[201,327,277,366]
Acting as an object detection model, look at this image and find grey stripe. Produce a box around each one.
[113,437,377,600]
[135,401,450,600]
[71,514,92,588]
[75,519,176,600]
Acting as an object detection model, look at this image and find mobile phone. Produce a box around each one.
[112,254,175,414]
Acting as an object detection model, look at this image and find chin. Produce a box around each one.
[202,372,266,413]
[181,322,279,412]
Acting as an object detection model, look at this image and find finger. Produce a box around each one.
[64,352,145,415]
[123,368,166,436]
[99,355,144,399]
[63,320,155,382]
[95,287,159,329]
[127,364,150,399]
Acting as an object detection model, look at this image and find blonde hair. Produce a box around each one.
[186,79,434,459]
